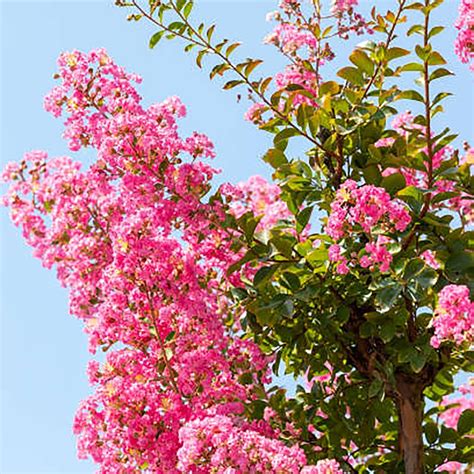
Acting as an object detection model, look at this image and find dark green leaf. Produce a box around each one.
[458,410,474,436]
[381,172,407,195]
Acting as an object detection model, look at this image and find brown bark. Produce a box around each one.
[396,376,425,474]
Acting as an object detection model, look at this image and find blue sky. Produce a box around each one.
[0,1,472,472]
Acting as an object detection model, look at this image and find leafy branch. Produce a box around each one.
[121,0,339,157]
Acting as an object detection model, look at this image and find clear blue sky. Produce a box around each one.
[0,1,472,472]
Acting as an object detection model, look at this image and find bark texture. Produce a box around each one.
[396,376,425,474]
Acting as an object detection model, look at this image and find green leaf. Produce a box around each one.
[206,24,216,41]
[369,379,384,398]
[274,128,299,148]
[400,62,424,72]
[239,212,261,242]
[446,251,474,275]
[281,272,301,291]
[410,351,426,373]
[458,410,474,436]
[396,90,425,103]
[196,49,207,68]
[439,425,458,444]
[381,173,406,195]
[363,164,382,185]
[337,66,364,86]
[425,421,439,444]
[225,42,241,58]
[407,24,424,36]
[430,68,454,81]
[271,233,296,258]
[415,267,438,289]
[244,59,263,76]
[306,248,328,267]
[336,306,350,324]
[387,47,410,61]
[380,320,397,342]
[428,26,445,39]
[427,51,446,66]
[296,207,313,233]
[415,44,431,61]
[149,30,165,49]
[223,79,245,90]
[432,92,452,106]
[209,63,230,79]
[168,21,185,31]
[360,321,375,338]
[226,250,256,275]
[230,287,248,301]
[349,49,374,74]
[397,186,424,213]
[183,1,193,18]
[375,284,402,313]
[254,265,278,287]
[263,148,287,169]
[319,81,340,96]
[176,0,186,10]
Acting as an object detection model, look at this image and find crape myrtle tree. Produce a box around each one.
[2,0,473,472]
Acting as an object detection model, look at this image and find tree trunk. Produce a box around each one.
[396,376,425,474]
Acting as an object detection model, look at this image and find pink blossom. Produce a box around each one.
[431,285,474,348]
[438,381,473,437]
[326,180,410,273]
[331,0,358,15]
[301,459,343,473]
[454,0,474,70]
[3,50,278,472]
[221,175,293,231]
[275,64,318,106]
[264,23,317,53]
[436,461,464,472]
[177,415,309,473]
[244,102,266,123]
[421,250,440,270]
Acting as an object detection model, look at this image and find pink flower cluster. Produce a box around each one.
[2,50,332,473]
[264,22,317,54]
[178,414,343,472]
[440,380,473,430]
[331,0,358,15]
[275,65,318,106]
[421,250,441,270]
[430,285,474,348]
[454,0,474,70]
[376,112,473,223]
[244,102,266,124]
[326,179,411,274]
[436,461,464,473]
[303,460,344,474]
[221,175,293,232]
[330,0,371,38]
[177,415,307,473]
